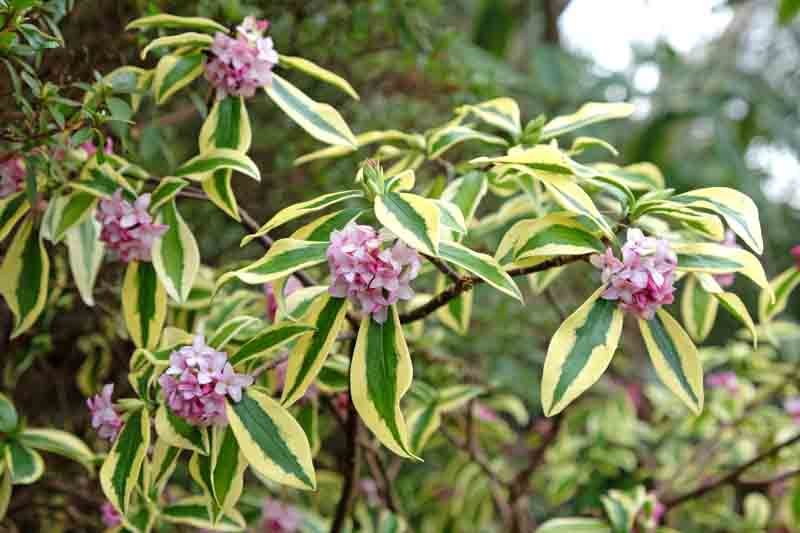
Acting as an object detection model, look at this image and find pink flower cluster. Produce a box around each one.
[0,157,25,198]
[101,501,122,528]
[591,228,677,320]
[205,16,278,99]
[327,223,421,323]
[159,335,254,426]
[706,371,739,394]
[261,498,301,533]
[86,384,123,441]
[785,397,800,424]
[96,190,168,263]
[714,230,739,287]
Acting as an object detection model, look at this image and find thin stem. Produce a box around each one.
[330,340,362,533]
[663,432,800,510]
[399,254,590,324]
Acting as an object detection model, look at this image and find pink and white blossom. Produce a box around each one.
[785,397,800,424]
[96,189,168,263]
[590,228,677,320]
[706,371,739,394]
[101,501,122,527]
[159,335,253,426]
[327,223,421,323]
[86,384,123,441]
[714,230,739,288]
[261,498,301,533]
[205,17,278,99]
[0,157,25,198]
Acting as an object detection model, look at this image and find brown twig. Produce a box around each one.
[329,340,362,533]
[399,254,590,324]
[663,432,800,510]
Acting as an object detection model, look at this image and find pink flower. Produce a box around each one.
[327,223,421,323]
[273,359,318,402]
[474,403,499,422]
[785,397,800,424]
[205,18,278,99]
[590,228,677,320]
[86,384,123,441]
[714,230,739,288]
[81,137,114,158]
[792,245,800,269]
[261,498,301,533]
[706,371,739,394]
[264,277,303,322]
[648,493,665,525]
[96,189,168,263]
[159,336,253,426]
[333,393,350,419]
[101,501,122,527]
[0,158,25,198]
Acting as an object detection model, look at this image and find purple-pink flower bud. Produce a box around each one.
[590,228,677,320]
[205,17,278,99]
[0,157,25,198]
[96,189,168,263]
[785,397,800,424]
[86,384,123,441]
[706,371,739,394]
[327,223,421,323]
[159,335,253,427]
[101,501,122,527]
[261,498,301,533]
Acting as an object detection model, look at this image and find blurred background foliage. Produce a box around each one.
[2,1,800,530]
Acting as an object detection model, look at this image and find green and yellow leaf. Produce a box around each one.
[289,208,365,242]
[208,316,261,350]
[351,307,419,459]
[540,102,634,139]
[441,171,488,227]
[202,169,240,221]
[228,322,316,368]
[455,97,521,136]
[541,287,624,416]
[282,295,348,406]
[152,52,204,105]
[211,426,248,513]
[0,393,18,432]
[199,96,252,153]
[436,273,472,335]
[499,213,604,264]
[226,387,316,490]
[408,403,441,455]
[715,291,757,347]
[5,441,44,485]
[759,267,800,324]
[0,217,50,339]
[427,124,507,159]
[155,404,209,455]
[150,177,189,212]
[0,193,30,241]
[41,192,97,244]
[242,190,364,246]
[674,242,771,296]
[439,240,522,301]
[19,428,94,472]
[278,55,359,100]
[122,261,167,350]
[374,192,440,256]
[535,518,611,533]
[638,309,704,415]
[100,409,150,513]
[175,148,261,182]
[672,187,764,254]
[163,496,246,532]
[140,32,214,60]
[152,200,200,303]
[264,74,357,148]
[126,14,228,33]
[681,274,718,343]
[218,239,328,288]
